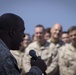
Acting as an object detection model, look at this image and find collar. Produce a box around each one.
[50,38,59,44]
[0,39,9,50]
[69,43,76,51]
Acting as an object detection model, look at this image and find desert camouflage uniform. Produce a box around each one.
[59,43,76,75]
[23,41,50,73]
[23,40,63,75]
[46,39,63,75]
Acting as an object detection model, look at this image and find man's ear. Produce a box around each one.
[9,29,15,38]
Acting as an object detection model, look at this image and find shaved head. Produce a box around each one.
[52,23,62,30]
[51,23,62,40]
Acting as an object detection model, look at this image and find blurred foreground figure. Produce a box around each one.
[10,33,31,75]
[0,13,46,75]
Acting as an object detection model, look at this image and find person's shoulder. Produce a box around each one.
[25,41,38,54]
[10,50,20,55]
[29,41,37,45]
[27,41,38,48]
[58,44,72,59]
[59,43,70,51]
[63,43,70,48]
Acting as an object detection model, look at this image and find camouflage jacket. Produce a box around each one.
[59,43,76,75]
[23,41,50,74]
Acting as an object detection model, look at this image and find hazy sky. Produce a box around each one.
[0,0,76,36]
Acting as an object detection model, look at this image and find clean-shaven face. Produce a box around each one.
[61,33,70,43]
[35,27,44,42]
[21,35,30,47]
[69,30,76,46]
[51,24,62,40]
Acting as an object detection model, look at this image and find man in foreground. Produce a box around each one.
[0,13,46,75]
